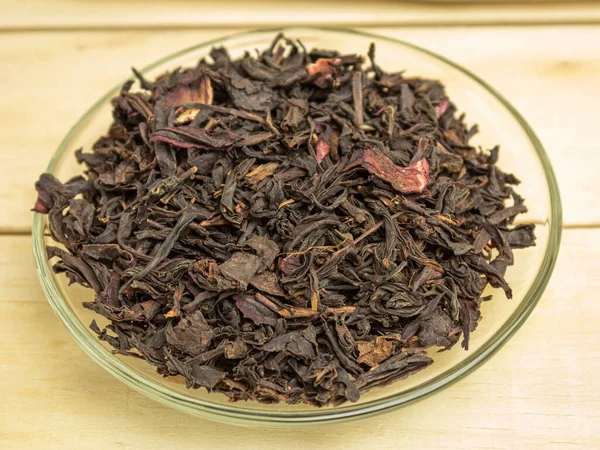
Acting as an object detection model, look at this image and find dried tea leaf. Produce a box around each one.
[247,236,279,271]
[198,74,214,105]
[84,299,162,323]
[282,98,308,129]
[191,365,225,389]
[249,271,285,296]
[165,311,213,357]
[418,310,457,348]
[150,126,240,149]
[224,339,248,359]
[225,66,275,112]
[234,294,279,327]
[357,336,394,367]
[262,326,318,362]
[354,354,433,391]
[444,130,464,146]
[81,244,133,262]
[175,108,201,125]
[245,162,280,185]
[219,252,262,289]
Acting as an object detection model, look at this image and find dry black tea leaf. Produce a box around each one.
[357,337,394,367]
[33,33,535,407]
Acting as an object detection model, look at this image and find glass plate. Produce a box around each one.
[32,27,562,427]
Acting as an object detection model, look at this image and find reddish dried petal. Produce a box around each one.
[165,76,212,106]
[315,139,330,163]
[198,75,213,105]
[306,58,342,88]
[434,98,448,119]
[175,85,195,104]
[33,199,50,214]
[32,173,63,213]
[361,146,429,194]
[306,58,341,77]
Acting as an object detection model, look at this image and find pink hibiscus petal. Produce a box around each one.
[361,146,429,194]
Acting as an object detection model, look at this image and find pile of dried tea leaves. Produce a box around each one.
[34,34,535,406]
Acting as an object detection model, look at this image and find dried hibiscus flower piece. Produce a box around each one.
[357,146,429,194]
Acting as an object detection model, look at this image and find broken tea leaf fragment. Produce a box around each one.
[246,235,280,271]
[219,252,262,289]
[249,271,285,296]
[165,311,213,357]
[357,336,394,367]
[191,365,225,390]
[245,162,280,185]
[234,294,279,327]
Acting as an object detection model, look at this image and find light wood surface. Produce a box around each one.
[3,1,600,29]
[1,7,599,449]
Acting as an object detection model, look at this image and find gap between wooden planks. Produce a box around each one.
[1,26,599,232]
[2,0,600,29]
[0,229,598,449]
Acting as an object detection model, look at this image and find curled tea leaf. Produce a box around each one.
[191,365,225,390]
[165,311,213,357]
[245,162,280,185]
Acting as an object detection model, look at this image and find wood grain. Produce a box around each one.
[1,26,599,231]
[0,230,598,449]
[2,0,600,29]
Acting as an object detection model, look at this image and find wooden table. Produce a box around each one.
[1,2,599,449]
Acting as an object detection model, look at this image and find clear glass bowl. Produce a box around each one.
[32,27,562,427]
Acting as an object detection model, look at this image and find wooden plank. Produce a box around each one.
[2,1,600,29]
[1,230,598,448]
[1,27,598,231]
